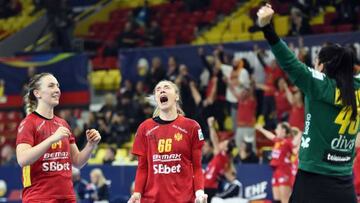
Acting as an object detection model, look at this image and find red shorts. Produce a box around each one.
[272,167,293,187]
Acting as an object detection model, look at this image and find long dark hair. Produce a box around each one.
[318,44,357,120]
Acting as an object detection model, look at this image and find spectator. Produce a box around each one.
[0,144,17,166]
[233,140,259,164]
[285,86,305,131]
[221,57,250,132]
[227,82,257,151]
[134,0,151,27]
[100,93,117,113]
[133,81,148,105]
[205,117,235,202]
[145,21,163,47]
[108,111,131,147]
[175,64,198,119]
[274,77,292,122]
[288,7,312,36]
[72,167,89,202]
[103,146,117,165]
[202,139,214,165]
[211,164,247,203]
[117,22,140,48]
[89,168,110,202]
[136,58,149,79]
[256,51,285,129]
[166,56,179,82]
[116,92,142,132]
[145,57,166,90]
[118,79,134,98]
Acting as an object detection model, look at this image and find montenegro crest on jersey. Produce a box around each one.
[174,133,183,141]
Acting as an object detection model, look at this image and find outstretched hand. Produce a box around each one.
[257,3,274,27]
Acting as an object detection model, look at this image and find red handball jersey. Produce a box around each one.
[270,137,293,169]
[16,112,76,202]
[132,116,205,203]
[204,151,230,189]
[354,148,360,195]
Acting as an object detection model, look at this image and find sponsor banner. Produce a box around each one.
[0,164,274,201]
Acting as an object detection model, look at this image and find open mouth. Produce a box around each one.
[160,95,168,104]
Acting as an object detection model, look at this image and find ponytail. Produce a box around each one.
[319,45,357,120]
[24,92,37,115]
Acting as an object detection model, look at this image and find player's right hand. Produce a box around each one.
[257,3,274,27]
[50,126,70,143]
[128,192,141,203]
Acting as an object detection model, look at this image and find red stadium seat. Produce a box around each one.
[311,25,324,34]
[104,57,118,69]
[322,25,335,33]
[202,10,216,24]
[324,13,338,25]
[336,24,353,33]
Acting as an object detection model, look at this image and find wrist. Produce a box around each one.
[132,192,141,198]
[195,190,205,197]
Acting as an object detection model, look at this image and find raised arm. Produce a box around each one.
[255,124,276,141]
[70,129,101,169]
[257,4,335,102]
[207,117,221,154]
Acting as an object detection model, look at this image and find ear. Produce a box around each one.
[33,89,41,99]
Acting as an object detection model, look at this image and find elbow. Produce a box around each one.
[16,156,28,168]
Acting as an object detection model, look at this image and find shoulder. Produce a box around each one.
[19,113,37,128]
[178,116,200,127]
[139,118,155,128]
[54,116,70,127]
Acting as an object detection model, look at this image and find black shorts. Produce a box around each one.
[289,169,357,203]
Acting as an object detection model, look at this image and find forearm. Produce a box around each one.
[257,128,275,140]
[73,143,96,168]
[134,156,148,194]
[192,148,204,191]
[209,127,220,153]
[356,132,360,148]
[262,25,307,82]
[17,138,54,167]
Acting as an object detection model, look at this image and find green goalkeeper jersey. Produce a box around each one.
[271,40,360,176]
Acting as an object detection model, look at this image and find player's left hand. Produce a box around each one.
[195,190,208,203]
[195,194,208,203]
[86,129,101,146]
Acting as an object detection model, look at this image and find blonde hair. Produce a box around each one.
[24,72,53,115]
[90,168,107,187]
[152,80,185,118]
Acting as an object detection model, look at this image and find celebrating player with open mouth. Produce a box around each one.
[129,80,208,203]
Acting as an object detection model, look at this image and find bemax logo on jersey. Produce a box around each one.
[152,153,182,174]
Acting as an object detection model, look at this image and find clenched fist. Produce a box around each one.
[257,4,274,27]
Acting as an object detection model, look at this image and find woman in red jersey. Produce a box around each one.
[204,116,235,202]
[16,73,101,203]
[354,146,360,201]
[128,80,208,203]
[255,122,300,203]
